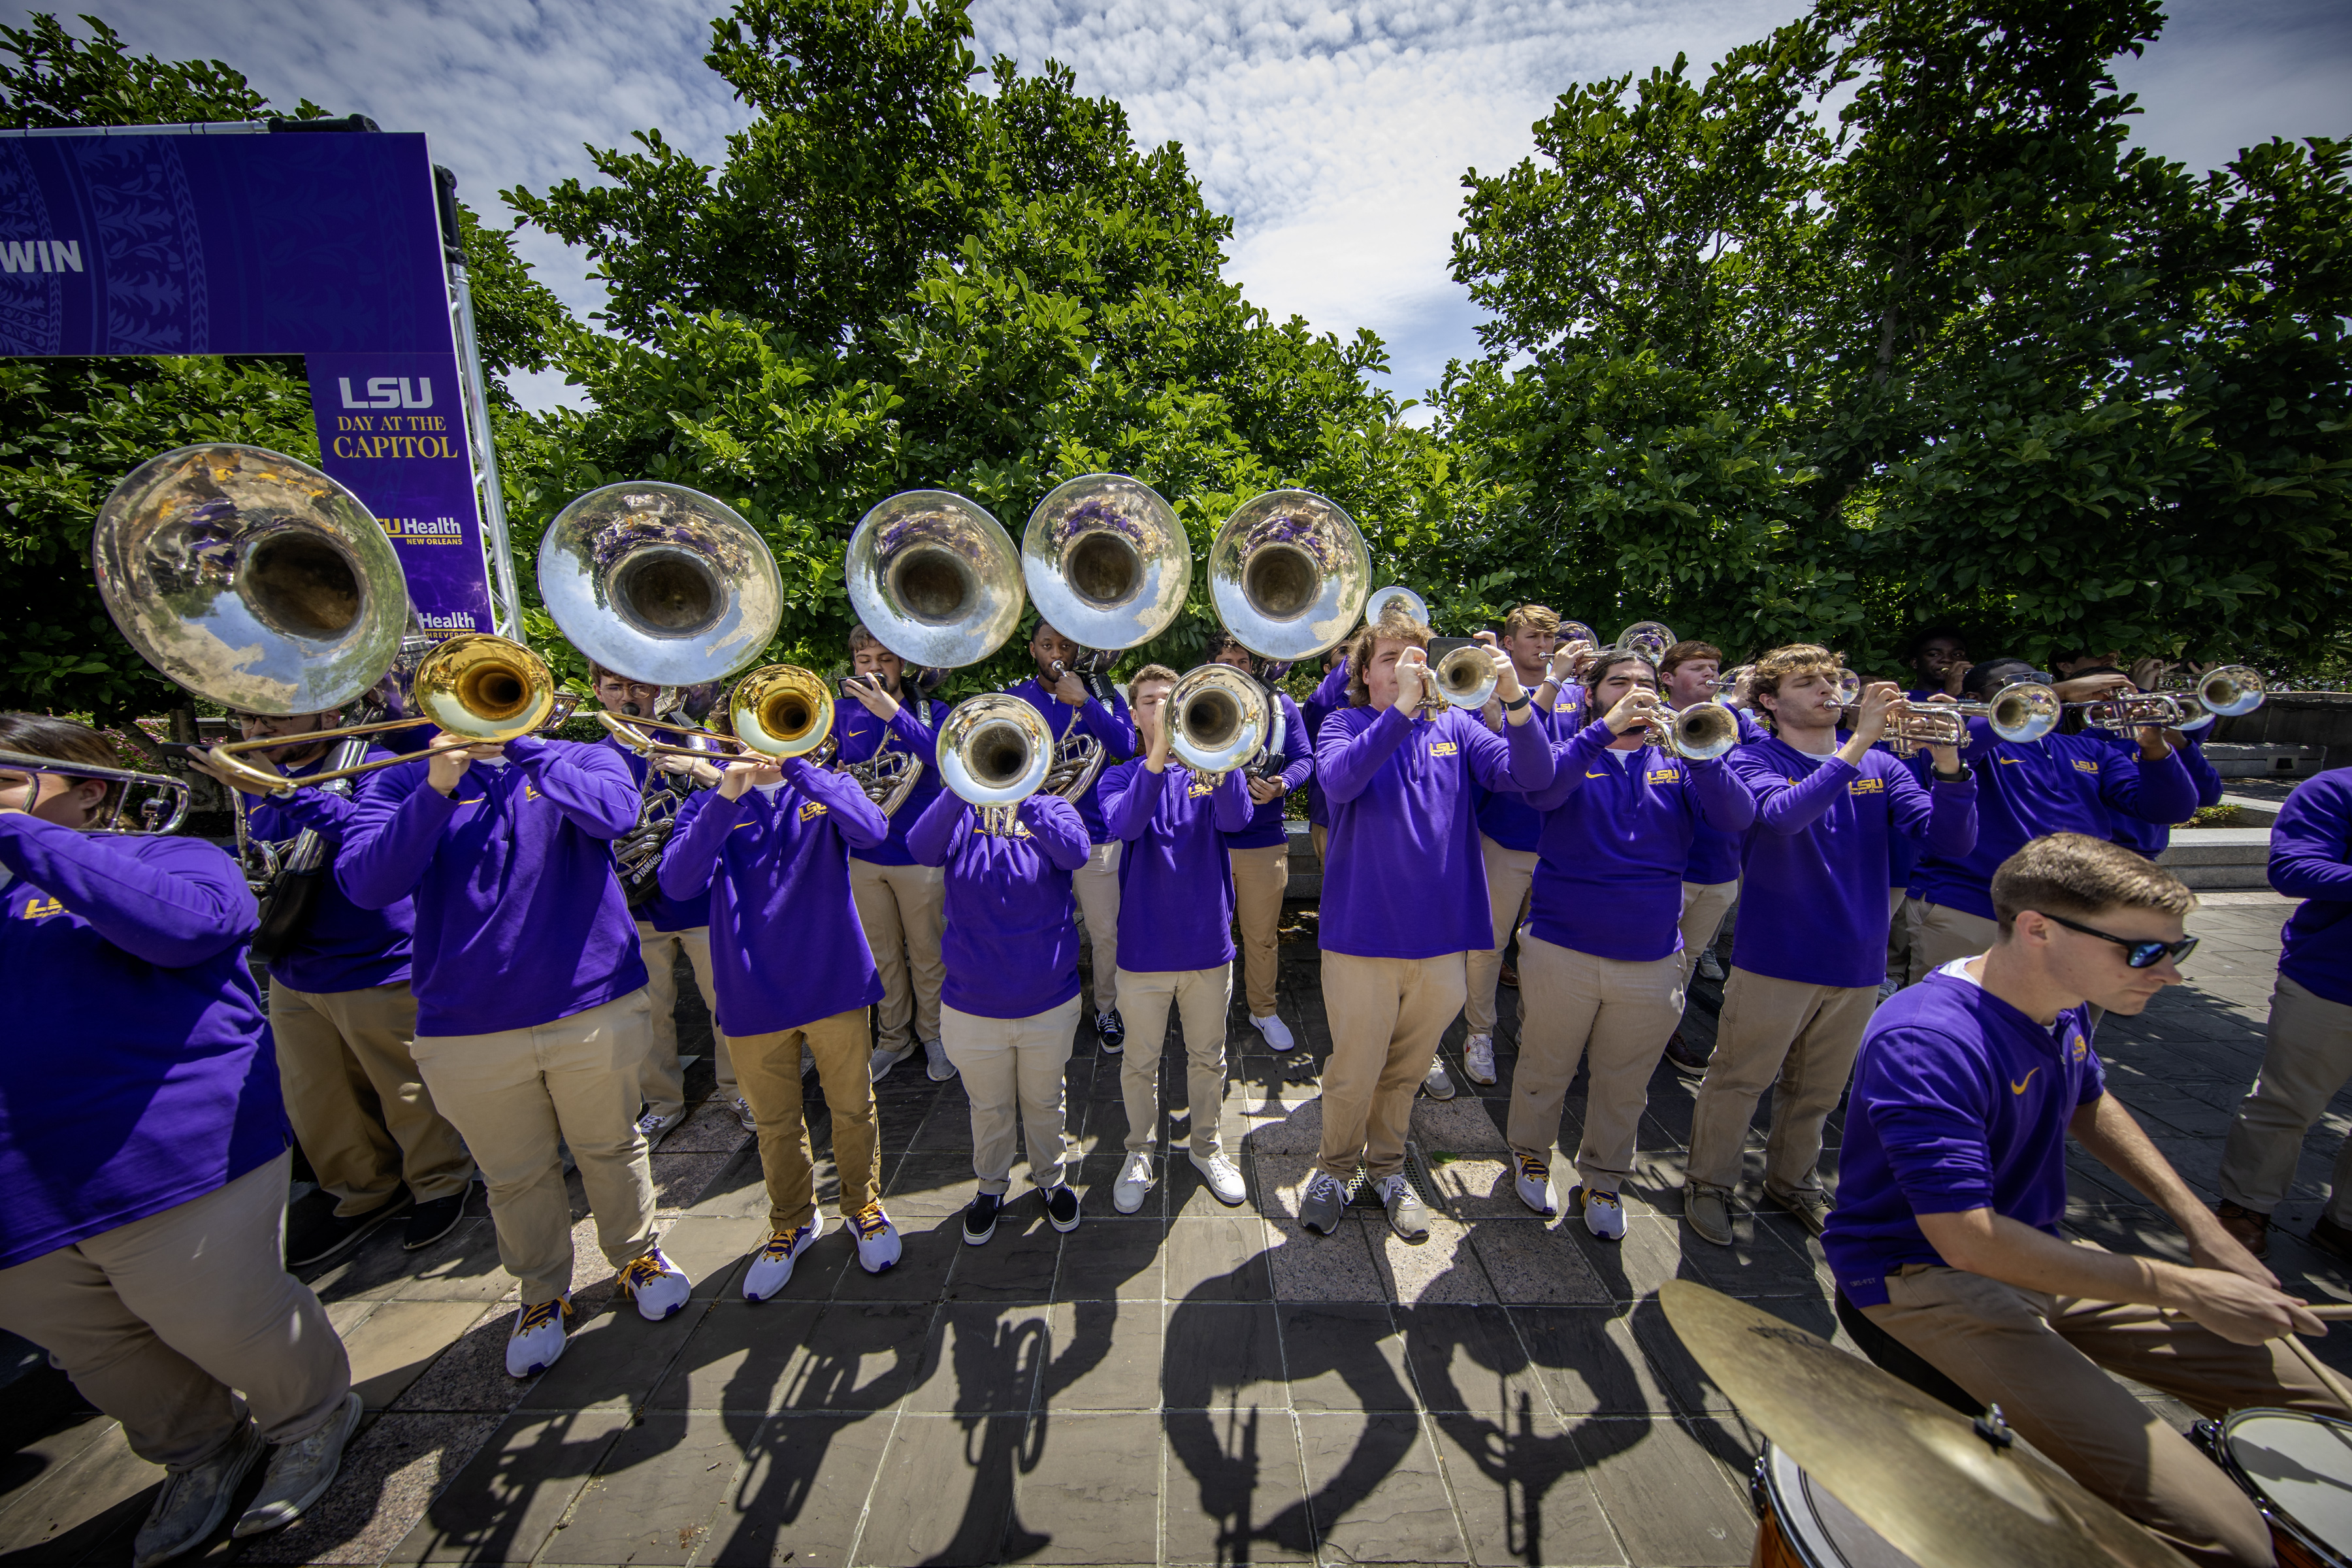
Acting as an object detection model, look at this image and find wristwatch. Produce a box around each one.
[1501,692,1531,713]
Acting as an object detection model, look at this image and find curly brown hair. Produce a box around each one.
[1343,604,1432,707]
[1747,644,1842,728]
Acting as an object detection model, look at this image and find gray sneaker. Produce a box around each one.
[923,1037,957,1083]
[868,1043,913,1082]
[233,1390,363,1539]
[133,1420,267,1567]
[1299,1171,1347,1235]
[1684,1182,1735,1247]
[1378,1174,1431,1242]
[1420,1054,1458,1101]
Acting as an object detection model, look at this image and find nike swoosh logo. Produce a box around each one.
[1585,770,1607,778]
[2011,1068,2041,1095]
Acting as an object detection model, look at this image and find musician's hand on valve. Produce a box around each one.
[1850,681,1901,748]
[843,674,900,721]
[1048,664,1090,707]
[1136,688,1172,774]
[1476,632,1526,708]
[1247,774,1286,805]
[716,758,785,800]
[1546,642,1586,688]
[1394,647,1432,715]
[1601,687,1658,738]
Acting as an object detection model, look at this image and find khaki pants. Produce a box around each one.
[409,990,659,1305]
[1866,1259,2343,1567]
[732,1009,878,1233]
[270,978,472,1214]
[1509,934,1684,1192]
[2219,974,2352,1224]
[1677,878,1739,988]
[1465,836,1539,1036]
[1884,885,1912,984]
[1117,966,1233,1159]
[851,859,946,1053]
[1316,950,1467,1183]
[1227,845,1289,1020]
[1684,968,1878,1194]
[0,1151,350,1468]
[1073,841,1122,1014]
[1310,823,1328,873]
[636,922,734,1120]
[1907,898,1999,985]
[941,998,1081,1194]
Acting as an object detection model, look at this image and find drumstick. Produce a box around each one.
[2282,1332,2352,1413]
[2306,1303,2352,1321]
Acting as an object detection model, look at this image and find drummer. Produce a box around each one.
[1825,834,2342,1568]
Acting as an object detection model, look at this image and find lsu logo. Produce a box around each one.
[18,896,64,921]
[1646,767,1682,785]
[1850,777,1885,795]
[2068,1030,2088,1064]
[2072,759,2100,775]
[1428,741,1459,757]
[524,782,542,801]
[1186,775,1218,798]
[799,800,828,822]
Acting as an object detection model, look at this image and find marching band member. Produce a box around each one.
[1658,640,1752,1073]
[1501,652,1754,1239]
[1681,650,1976,1244]
[191,713,474,1267]
[2072,661,2224,860]
[1302,644,1350,871]
[1463,606,1582,1088]
[589,666,744,1141]
[1827,834,2338,1568]
[658,742,904,1298]
[1903,625,1970,701]
[1102,664,1256,1213]
[1300,604,1554,1242]
[1905,657,2199,981]
[1211,637,1312,1052]
[834,626,953,1084]
[1010,620,1137,1055]
[0,715,360,1562]
[907,762,1093,1244]
[339,715,691,1378]
[2215,768,2352,1261]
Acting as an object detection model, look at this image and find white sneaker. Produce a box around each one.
[869,1043,913,1082]
[1420,1053,1458,1100]
[1578,1186,1627,1241]
[1463,1034,1496,1086]
[849,1201,902,1273]
[1251,1013,1296,1051]
[505,1295,575,1377]
[742,1217,822,1301]
[635,1107,682,1147]
[1697,949,1725,981]
[1190,1151,1247,1207]
[1113,1151,1154,1214]
[1514,1154,1557,1217]
[618,1245,693,1320]
[924,1037,957,1082]
[732,1096,759,1132]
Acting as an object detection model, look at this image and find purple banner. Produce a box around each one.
[0,128,501,632]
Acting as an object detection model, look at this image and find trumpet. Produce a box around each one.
[0,750,193,835]
[1418,639,1500,716]
[2069,692,2190,733]
[2161,664,2268,732]
[1167,664,1271,781]
[1876,682,2062,758]
[1635,698,1742,762]
[938,693,1055,834]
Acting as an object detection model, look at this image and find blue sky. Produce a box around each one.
[22,0,2349,416]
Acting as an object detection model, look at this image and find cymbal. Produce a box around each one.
[1659,1281,2191,1568]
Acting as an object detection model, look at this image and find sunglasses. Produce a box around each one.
[2038,911,2198,970]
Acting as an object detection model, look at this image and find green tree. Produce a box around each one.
[1444,0,2351,676]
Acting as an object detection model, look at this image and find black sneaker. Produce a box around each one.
[286,1190,410,1268]
[1663,1031,1710,1077]
[963,1192,1002,1247]
[402,1187,470,1251]
[1044,1183,1081,1233]
[1096,1009,1126,1055]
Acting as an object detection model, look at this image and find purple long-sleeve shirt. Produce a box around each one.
[1316,701,1558,960]
[338,736,648,1036]
[1302,659,1350,832]
[245,748,414,993]
[2272,771,2352,1007]
[1909,720,2200,922]
[597,734,713,934]
[831,695,945,866]
[907,787,1091,1019]
[1226,691,1313,850]
[1517,721,1757,962]
[1680,706,1769,885]
[659,761,887,1036]
[0,821,279,1269]
[2104,731,2223,858]
[1729,737,1978,988]
[1102,758,1254,972]
[1474,685,1584,853]
[1007,676,1135,844]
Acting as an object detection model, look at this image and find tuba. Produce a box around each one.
[937,693,1054,835]
[1167,664,1271,783]
[1209,490,1372,665]
[1614,620,1676,664]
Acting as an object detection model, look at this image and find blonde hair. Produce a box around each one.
[1129,662,1181,689]
[1344,605,1432,708]
[1503,604,1560,638]
[1991,834,2196,936]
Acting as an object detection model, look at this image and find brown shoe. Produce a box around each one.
[1663,1031,1710,1076]
[2310,1212,2352,1264]
[1765,1184,1833,1237]
[1499,960,1519,989]
[2215,1200,2270,1259]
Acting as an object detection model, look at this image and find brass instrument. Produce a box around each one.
[1613,620,1676,663]
[1364,583,1427,629]
[938,694,1055,834]
[845,490,1026,670]
[1209,491,1373,663]
[2162,664,2268,733]
[1423,640,1500,715]
[1166,664,1271,782]
[0,749,192,834]
[1558,619,1599,651]
[608,664,836,763]
[2070,691,2190,732]
[1656,699,1743,762]
[1022,474,1190,685]
[1878,682,2062,759]
[539,481,785,687]
[835,686,931,817]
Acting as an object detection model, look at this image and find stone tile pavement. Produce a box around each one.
[4,894,2348,1566]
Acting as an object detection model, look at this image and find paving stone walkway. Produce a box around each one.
[4,894,2347,1566]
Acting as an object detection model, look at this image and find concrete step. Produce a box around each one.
[2206,742,2327,780]
[2159,826,2272,890]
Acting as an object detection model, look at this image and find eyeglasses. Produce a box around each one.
[2037,911,2198,970]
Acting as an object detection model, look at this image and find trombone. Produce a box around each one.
[0,749,193,835]
[937,694,1055,834]
[598,664,837,764]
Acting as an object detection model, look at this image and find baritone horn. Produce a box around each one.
[938,694,1055,834]
[1168,664,1270,781]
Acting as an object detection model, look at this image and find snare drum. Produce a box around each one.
[2195,1409,2352,1568]
[1750,1441,1922,1567]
